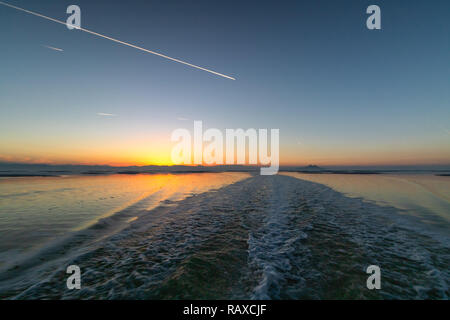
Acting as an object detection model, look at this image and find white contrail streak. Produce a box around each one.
[43,45,63,52]
[97,112,117,117]
[0,1,235,80]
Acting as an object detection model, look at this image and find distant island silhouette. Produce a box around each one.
[0,163,449,177]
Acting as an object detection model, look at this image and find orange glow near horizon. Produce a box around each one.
[1,136,449,167]
[1,149,449,167]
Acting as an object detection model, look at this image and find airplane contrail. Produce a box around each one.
[43,45,63,52]
[0,1,235,80]
[97,112,117,117]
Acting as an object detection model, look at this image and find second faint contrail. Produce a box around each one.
[43,45,63,52]
[0,1,235,80]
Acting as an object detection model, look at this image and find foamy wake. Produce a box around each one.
[0,175,448,299]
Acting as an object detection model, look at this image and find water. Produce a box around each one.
[282,173,450,224]
[0,173,448,299]
[0,173,249,268]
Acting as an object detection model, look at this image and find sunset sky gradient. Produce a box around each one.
[1,0,449,166]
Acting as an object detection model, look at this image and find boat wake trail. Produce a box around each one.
[0,175,448,299]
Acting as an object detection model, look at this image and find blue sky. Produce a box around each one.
[0,0,449,165]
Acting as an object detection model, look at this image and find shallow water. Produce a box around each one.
[0,173,249,267]
[0,173,448,299]
[281,173,450,224]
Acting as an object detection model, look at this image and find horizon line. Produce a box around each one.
[1,161,449,169]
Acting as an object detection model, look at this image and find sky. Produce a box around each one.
[0,0,449,166]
